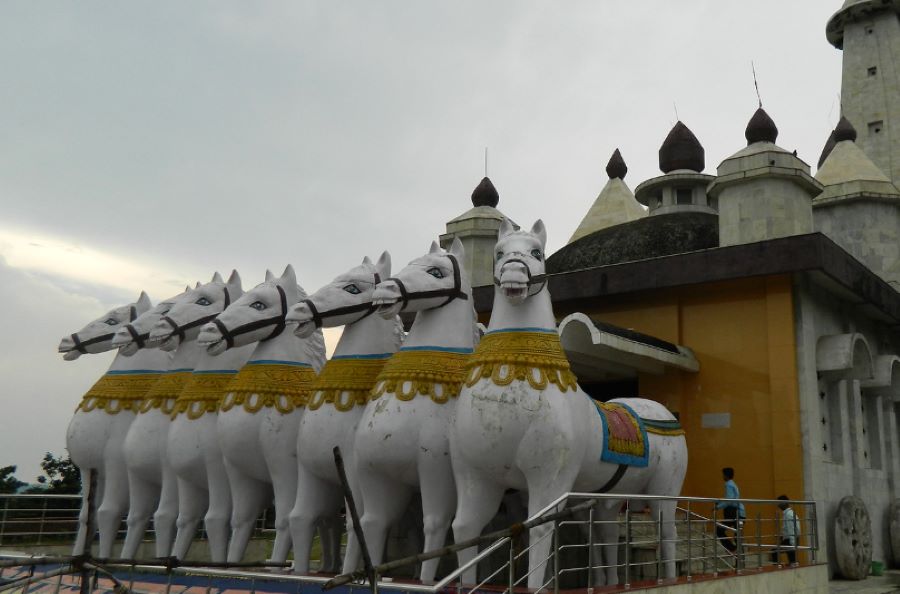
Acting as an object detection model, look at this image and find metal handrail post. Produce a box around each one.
[624,503,631,589]
[711,506,719,577]
[656,508,663,584]
[0,497,8,546]
[37,498,49,546]
[735,511,742,573]
[810,504,817,565]
[553,518,560,594]
[508,537,515,594]
[756,512,762,570]
[586,505,594,592]
[686,501,692,581]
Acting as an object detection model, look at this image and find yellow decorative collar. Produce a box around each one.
[464,330,578,392]
[171,371,238,420]
[307,356,389,412]
[371,348,471,404]
[140,370,193,415]
[78,371,163,415]
[220,362,318,414]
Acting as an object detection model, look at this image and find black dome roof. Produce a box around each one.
[659,122,705,173]
[471,177,499,208]
[745,107,779,145]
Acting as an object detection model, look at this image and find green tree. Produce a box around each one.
[0,465,25,494]
[29,453,81,494]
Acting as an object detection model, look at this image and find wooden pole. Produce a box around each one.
[332,447,377,591]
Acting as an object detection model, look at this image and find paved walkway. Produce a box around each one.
[830,569,900,594]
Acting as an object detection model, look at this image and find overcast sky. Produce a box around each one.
[0,1,844,481]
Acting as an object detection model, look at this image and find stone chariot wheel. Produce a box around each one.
[834,496,872,580]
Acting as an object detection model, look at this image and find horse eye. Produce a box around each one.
[250,301,266,311]
[531,249,543,261]
[427,267,444,279]
[104,318,118,325]
[496,251,504,261]
[159,308,170,315]
[343,284,361,295]
[196,297,212,306]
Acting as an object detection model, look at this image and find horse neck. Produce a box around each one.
[193,343,256,372]
[249,331,318,368]
[333,314,400,357]
[404,297,475,351]
[108,347,171,372]
[169,339,204,371]
[487,287,557,332]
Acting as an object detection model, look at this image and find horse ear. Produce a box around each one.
[185,285,191,292]
[362,256,373,266]
[429,241,442,254]
[136,291,152,313]
[195,282,202,289]
[375,251,391,279]
[530,220,547,248]
[265,269,276,282]
[449,237,465,259]
[227,270,242,291]
[499,218,515,239]
[212,271,223,283]
[280,264,297,288]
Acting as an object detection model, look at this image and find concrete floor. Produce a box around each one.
[830,569,900,593]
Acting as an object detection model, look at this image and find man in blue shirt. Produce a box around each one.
[715,467,746,553]
[771,494,800,565]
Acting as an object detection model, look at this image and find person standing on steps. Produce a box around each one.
[772,494,800,566]
[715,467,746,554]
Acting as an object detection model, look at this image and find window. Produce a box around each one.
[708,197,718,211]
[863,397,882,470]
[820,380,844,464]
[868,66,878,77]
[869,121,884,135]
[652,194,662,210]
[675,188,692,205]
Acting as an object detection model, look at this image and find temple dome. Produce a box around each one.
[659,121,705,173]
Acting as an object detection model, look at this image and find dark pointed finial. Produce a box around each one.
[606,149,628,179]
[818,130,837,169]
[745,107,779,145]
[833,116,857,143]
[659,121,705,173]
[471,177,499,208]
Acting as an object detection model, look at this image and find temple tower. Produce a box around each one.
[827,0,900,187]
[567,149,645,244]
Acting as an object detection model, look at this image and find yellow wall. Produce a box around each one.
[554,274,804,503]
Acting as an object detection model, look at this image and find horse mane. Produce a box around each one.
[295,284,327,372]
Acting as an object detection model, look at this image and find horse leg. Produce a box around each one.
[172,478,208,559]
[153,460,178,557]
[120,471,160,559]
[354,470,414,572]
[97,443,130,558]
[289,466,341,574]
[338,466,366,575]
[203,454,233,563]
[226,462,270,563]
[72,468,98,555]
[522,469,579,590]
[418,455,456,584]
[648,499,678,580]
[317,515,343,573]
[451,468,506,585]
[595,501,621,586]
[266,439,299,564]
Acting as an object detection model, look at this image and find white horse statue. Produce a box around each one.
[351,238,476,582]
[285,253,403,574]
[149,271,255,562]
[197,265,327,563]
[113,286,203,559]
[60,292,171,557]
[450,220,688,588]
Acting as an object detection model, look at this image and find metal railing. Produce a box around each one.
[0,494,272,548]
[0,491,818,594]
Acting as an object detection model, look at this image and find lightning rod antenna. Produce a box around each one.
[484,147,488,177]
[673,102,679,122]
[752,61,763,108]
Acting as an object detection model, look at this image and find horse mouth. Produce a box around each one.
[293,320,316,338]
[119,342,140,357]
[374,297,401,318]
[206,339,228,356]
[62,350,82,361]
[500,282,528,303]
[147,332,179,351]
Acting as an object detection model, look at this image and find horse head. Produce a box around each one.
[494,219,547,305]
[286,252,391,339]
[373,237,469,318]
[111,286,192,356]
[197,265,303,356]
[58,291,153,360]
[148,271,243,352]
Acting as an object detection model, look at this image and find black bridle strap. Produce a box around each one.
[386,253,469,311]
[124,324,149,348]
[213,285,289,349]
[71,331,115,354]
[299,269,383,329]
[161,286,231,341]
[493,256,547,295]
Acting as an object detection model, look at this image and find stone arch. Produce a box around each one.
[816,333,874,381]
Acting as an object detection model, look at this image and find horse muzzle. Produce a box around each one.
[148,320,179,351]
[497,263,531,304]
[286,302,316,338]
[372,282,403,318]
[58,336,81,360]
[197,323,228,355]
